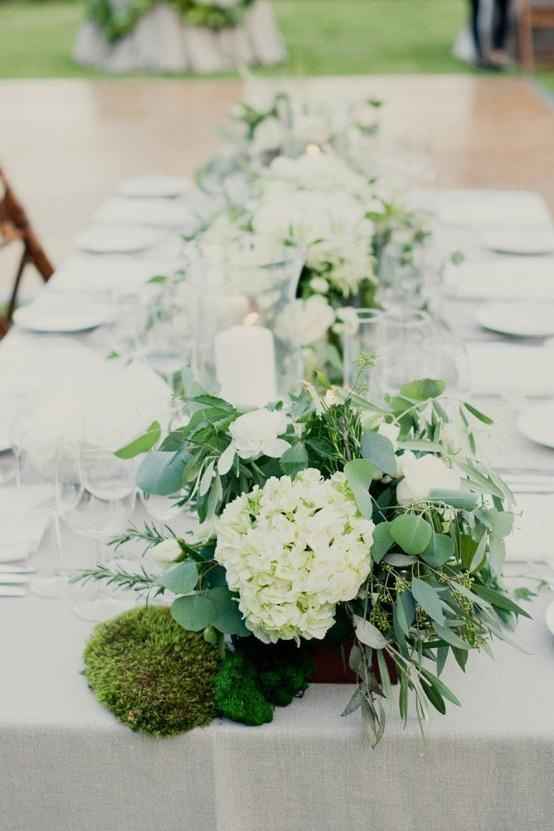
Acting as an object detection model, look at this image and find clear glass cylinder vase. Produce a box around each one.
[189,235,305,409]
[344,308,469,403]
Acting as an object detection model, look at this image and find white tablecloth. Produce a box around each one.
[2,187,554,831]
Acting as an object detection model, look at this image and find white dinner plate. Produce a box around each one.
[517,402,554,449]
[119,176,191,199]
[76,226,163,254]
[483,229,554,256]
[476,302,554,338]
[13,300,115,333]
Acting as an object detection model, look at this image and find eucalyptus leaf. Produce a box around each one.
[344,459,380,518]
[171,593,216,632]
[399,378,445,401]
[371,522,394,563]
[199,460,215,497]
[420,669,461,706]
[157,561,198,595]
[428,489,479,511]
[469,532,488,572]
[361,430,397,476]
[436,644,449,676]
[395,590,416,634]
[411,577,445,625]
[463,402,494,425]
[354,614,388,649]
[421,533,454,568]
[115,421,161,459]
[137,450,188,496]
[472,584,531,619]
[390,514,433,555]
[279,442,309,477]
[433,622,469,650]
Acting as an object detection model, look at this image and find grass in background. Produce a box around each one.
[0,0,552,93]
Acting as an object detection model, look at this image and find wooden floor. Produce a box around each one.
[0,75,553,273]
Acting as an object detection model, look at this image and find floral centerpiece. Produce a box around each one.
[79,374,528,745]
[199,150,435,384]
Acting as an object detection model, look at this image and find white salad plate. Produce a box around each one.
[76,226,163,254]
[119,176,191,199]
[517,402,554,449]
[13,299,115,333]
[483,229,554,256]
[476,302,554,338]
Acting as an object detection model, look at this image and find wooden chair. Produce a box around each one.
[0,167,54,333]
[518,0,554,70]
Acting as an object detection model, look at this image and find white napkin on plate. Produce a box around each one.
[506,493,554,563]
[52,255,184,294]
[94,198,201,235]
[0,485,52,562]
[445,257,554,300]
[467,343,554,397]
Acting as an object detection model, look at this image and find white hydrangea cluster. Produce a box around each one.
[215,468,375,643]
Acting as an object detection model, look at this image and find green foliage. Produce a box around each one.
[85,0,255,43]
[214,639,313,726]
[83,606,219,736]
[214,652,273,726]
[235,638,314,707]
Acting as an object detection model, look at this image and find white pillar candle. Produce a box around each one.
[214,325,277,409]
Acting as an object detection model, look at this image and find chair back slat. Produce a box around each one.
[0,167,54,332]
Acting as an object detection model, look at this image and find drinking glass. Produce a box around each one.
[350,309,470,406]
[63,444,138,621]
[343,309,385,389]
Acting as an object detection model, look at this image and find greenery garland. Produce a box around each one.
[87,0,256,44]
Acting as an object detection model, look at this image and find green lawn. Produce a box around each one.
[0,0,552,91]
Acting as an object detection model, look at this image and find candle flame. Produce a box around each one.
[244,312,260,326]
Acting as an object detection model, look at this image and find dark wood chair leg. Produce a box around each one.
[6,245,29,323]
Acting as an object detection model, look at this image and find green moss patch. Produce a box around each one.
[84,606,219,736]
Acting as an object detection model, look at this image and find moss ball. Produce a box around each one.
[84,606,219,736]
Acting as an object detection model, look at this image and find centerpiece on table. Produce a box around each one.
[78,374,528,746]
[74,0,285,74]
[197,89,383,190]
[199,150,433,384]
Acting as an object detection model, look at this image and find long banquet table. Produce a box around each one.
[1,76,554,831]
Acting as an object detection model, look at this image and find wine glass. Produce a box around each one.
[63,444,138,621]
[367,309,470,405]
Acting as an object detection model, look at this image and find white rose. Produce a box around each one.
[218,409,290,474]
[396,452,461,505]
[150,538,183,564]
[310,277,329,294]
[275,296,335,346]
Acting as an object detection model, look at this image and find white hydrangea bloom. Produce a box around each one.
[265,153,372,200]
[215,469,374,643]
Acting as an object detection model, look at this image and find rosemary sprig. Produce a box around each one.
[71,564,163,597]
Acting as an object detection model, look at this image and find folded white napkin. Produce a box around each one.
[445,257,554,300]
[52,255,184,294]
[94,198,201,235]
[408,189,551,228]
[0,485,52,562]
[467,343,554,397]
[506,493,554,563]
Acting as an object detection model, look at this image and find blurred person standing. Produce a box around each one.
[457,0,513,69]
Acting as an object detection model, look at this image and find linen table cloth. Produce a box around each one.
[1,590,553,831]
[1,185,554,831]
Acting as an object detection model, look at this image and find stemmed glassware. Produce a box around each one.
[62,443,138,621]
[343,308,470,404]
